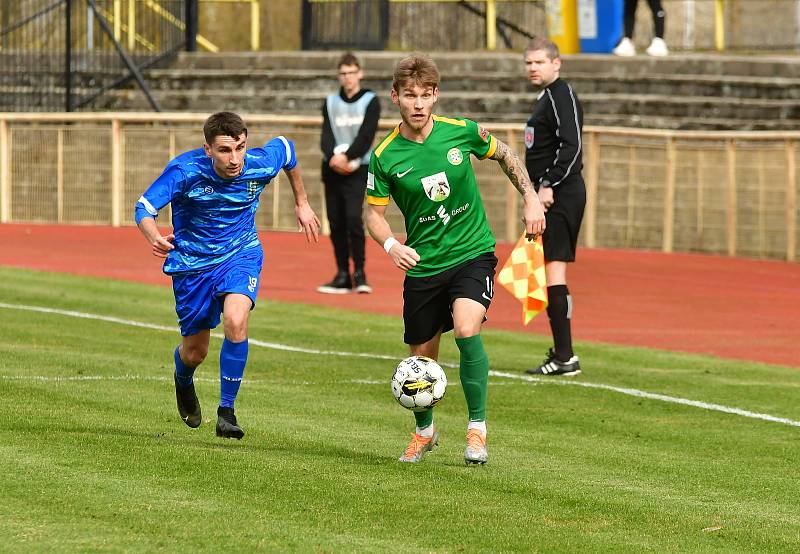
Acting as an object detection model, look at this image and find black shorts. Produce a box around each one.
[542,177,586,262]
[402,252,498,345]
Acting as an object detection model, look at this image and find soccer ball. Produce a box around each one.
[391,356,447,412]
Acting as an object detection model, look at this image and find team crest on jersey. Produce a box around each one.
[447,148,463,166]
[247,180,259,199]
[479,126,489,142]
[524,126,534,149]
[421,172,451,202]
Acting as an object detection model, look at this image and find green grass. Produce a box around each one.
[0,266,799,552]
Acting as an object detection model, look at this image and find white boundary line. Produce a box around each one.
[2,302,799,428]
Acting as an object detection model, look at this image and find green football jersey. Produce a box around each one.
[367,115,497,277]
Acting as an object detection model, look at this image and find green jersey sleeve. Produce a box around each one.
[366,148,391,206]
[463,118,497,160]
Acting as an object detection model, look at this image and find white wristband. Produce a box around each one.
[383,237,399,254]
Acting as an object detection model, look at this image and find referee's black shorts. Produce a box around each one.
[542,177,586,262]
[402,252,498,345]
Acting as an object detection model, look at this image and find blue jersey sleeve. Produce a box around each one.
[269,136,298,170]
[134,164,185,225]
[244,136,298,177]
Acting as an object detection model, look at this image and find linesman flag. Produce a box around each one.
[497,234,548,325]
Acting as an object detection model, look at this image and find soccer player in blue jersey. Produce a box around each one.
[134,111,320,439]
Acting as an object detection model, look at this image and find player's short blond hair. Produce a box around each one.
[392,54,440,92]
[525,36,560,61]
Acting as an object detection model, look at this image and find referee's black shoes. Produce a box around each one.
[526,348,581,376]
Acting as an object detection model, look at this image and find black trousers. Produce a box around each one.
[624,0,665,39]
[322,163,367,273]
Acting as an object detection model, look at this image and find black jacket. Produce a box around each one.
[524,78,584,188]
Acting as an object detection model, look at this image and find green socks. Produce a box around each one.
[456,334,489,421]
[410,335,489,430]
[414,408,434,430]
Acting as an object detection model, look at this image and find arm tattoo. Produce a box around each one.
[490,139,534,196]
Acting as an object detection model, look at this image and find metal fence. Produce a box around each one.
[0,113,797,262]
[0,0,185,112]
[302,0,544,51]
[298,0,800,53]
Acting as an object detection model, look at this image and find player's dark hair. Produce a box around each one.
[525,36,560,60]
[337,52,360,69]
[203,111,248,144]
[392,54,440,92]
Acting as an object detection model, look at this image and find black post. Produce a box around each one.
[65,0,72,111]
[185,0,198,52]
[301,0,311,50]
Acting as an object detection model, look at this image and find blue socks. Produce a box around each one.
[174,339,249,408]
[219,338,248,408]
[174,346,196,388]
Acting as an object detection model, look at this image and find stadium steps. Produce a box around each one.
[23,50,800,130]
[168,50,800,79]
[136,68,800,101]
[86,87,800,131]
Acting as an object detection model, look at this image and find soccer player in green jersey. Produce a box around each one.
[366,54,546,464]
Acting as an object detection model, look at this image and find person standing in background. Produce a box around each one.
[523,37,586,377]
[613,0,669,57]
[317,52,381,294]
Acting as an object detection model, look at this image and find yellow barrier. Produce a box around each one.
[715,0,725,51]
[545,0,579,54]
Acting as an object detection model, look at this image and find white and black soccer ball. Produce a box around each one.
[391,356,447,412]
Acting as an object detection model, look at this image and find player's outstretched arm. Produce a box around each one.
[366,203,420,271]
[137,217,174,258]
[490,139,546,240]
[284,165,321,243]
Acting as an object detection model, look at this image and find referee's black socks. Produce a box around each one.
[546,284,574,361]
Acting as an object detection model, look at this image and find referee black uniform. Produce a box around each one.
[525,76,586,373]
[525,77,586,261]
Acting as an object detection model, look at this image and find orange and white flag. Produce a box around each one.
[497,234,548,325]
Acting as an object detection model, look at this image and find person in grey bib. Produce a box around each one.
[317,52,381,294]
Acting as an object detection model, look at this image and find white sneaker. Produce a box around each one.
[464,428,488,465]
[612,37,636,57]
[646,37,669,57]
[399,428,439,463]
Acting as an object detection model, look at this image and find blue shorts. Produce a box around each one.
[172,248,264,336]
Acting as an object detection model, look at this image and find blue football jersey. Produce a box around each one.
[135,136,296,274]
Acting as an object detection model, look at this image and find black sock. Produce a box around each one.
[546,285,573,361]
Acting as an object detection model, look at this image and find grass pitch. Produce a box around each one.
[0,267,798,552]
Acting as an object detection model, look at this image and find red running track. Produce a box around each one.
[1,223,798,367]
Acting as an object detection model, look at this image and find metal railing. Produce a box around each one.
[302,0,544,51]
[0,112,797,262]
[140,0,261,53]
[0,0,184,111]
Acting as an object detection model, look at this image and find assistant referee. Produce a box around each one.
[522,36,586,377]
